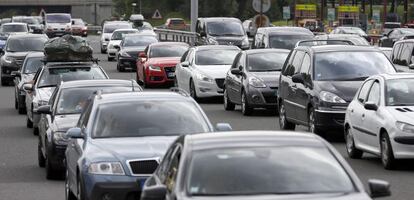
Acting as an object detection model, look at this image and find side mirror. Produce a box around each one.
[181,61,189,67]
[409,63,414,69]
[11,71,21,78]
[139,52,147,58]
[141,185,167,200]
[66,128,83,139]
[364,102,378,111]
[369,179,391,198]
[215,123,232,132]
[230,68,242,75]
[199,32,206,37]
[114,45,120,50]
[292,73,304,84]
[97,31,102,35]
[23,83,33,91]
[37,105,51,114]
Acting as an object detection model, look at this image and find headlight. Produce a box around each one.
[3,56,14,64]
[241,37,249,46]
[148,65,161,71]
[396,121,414,133]
[196,73,213,82]
[207,37,219,45]
[249,77,266,88]
[53,131,69,145]
[319,91,346,103]
[88,162,125,175]
[120,51,130,57]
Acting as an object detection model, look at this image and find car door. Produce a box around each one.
[39,89,58,156]
[294,52,312,123]
[176,49,194,92]
[226,52,242,103]
[164,145,182,200]
[279,50,300,120]
[391,43,402,65]
[26,68,42,119]
[285,50,305,121]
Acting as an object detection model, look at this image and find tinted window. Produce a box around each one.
[149,45,188,58]
[386,78,414,106]
[400,43,414,65]
[46,14,71,23]
[286,51,305,76]
[392,44,401,62]
[123,35,158,47]
[247,52,289,72]
[170,19,185,25]
[1,24,27,33]
[111,30,137,40]
[188,146,355,195]
[38,67,107,88]
[206,21,244,36]
[195,49,239,65]
[367,82,380,105]
[23,56,43,74]
[357,80,373,103]
[300,53,311,74]
[92,101,210,138]
[6,37,47,52]
[103,23,132,33]
[269,35,314,49]
[384,23,401,28]
[314,51,395,81]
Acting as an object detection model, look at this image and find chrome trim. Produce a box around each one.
[315,109,346,114]
[126,157,160,177]
[284,99,306,109]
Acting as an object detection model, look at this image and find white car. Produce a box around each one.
[175,45,240,100]
[345,73,414,169]
[100,21,132,53]
[107,28,139,61]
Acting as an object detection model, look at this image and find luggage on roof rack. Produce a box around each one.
[44,35,93,62]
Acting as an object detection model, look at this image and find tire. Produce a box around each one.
[308,108,324,136]
[38,137,46,167]
[45,147,63,180]
[18,97,26,114]
[223,89,235,111]
[278,101,295,130]
[189,80,199,101]
[1,79,8,86]
[107,56,114,61]
[77,175,86,200]
[381,133,396,170]
[33,127,39,136]
[26,117,33,128]
[100,47,106,54]
[241,91,253,116]
[345,127,363,159]
[14,97,18,109]
[65,168,77,200]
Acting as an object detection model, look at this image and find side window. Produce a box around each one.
[195,21,201,33]
[164,146,181,192]
[400,43,413,66]
[300,53,311,82]
[156,144,176,182]
[367,81,381,105]
[282,51,296,76]
[78,101,92,129]
[231,53,242,69]
[180,50,189,63]
[287,51,305,76]
[392,43,401,63]
[188,50,195,65]
[357,80,374,103]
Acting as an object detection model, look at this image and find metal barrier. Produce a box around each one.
[154,28,197,45]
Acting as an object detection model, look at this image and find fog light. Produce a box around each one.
[252,95,261,103]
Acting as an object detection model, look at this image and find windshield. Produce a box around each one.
[188,146,355,196]
[247,52,289,72]
[314,51,396,81]
[386,79,414,106]
[38,67,107,88]
[46,14,71,23]
[72,19,84,25]
[23,56,43,74]
[196,49,239,65]
[92,101,210,138]
[6,37,47,52]
[103,24,132,33]
[123,36,158,47]
[56,87,133,115]
[206,21,244,36]
[384,23,401,29]
[400,29,414,34]
[149,45,188,58]
[332,37,370,46]
[111,30,137,40]
[269,35,314,50]
[1,24,28,33]
[341,28,366,35]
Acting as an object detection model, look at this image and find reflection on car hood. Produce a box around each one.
[196,65,232,79]
[251,71,280,87]
[187,192,370,200]
[315,81,362,102]
[54,114,81,132]
[6,51,30,58]
[147,57,180,66]
[386,106,414,123]
[37,87,55,101]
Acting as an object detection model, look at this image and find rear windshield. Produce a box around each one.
[1,24,28,33]
[38,67,107,88]
[46,14,71,23]
[170,19,185,25]
[6,37,47,52]
[195,49,239,65]
[104,23,132,33]
[149,45,188,58]
[111,30,137,40]
[269,35,314,49]
[123,35,158,47]
[247,52,289,72]
[23,56,43,74]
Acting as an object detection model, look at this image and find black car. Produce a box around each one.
[12,52,44,114]
[116,33,158,72]
[37,79,142,179]
[195,17,250,50]
[0,34,48,85]
[253,27,314,50]
[278,45,396,135]
[141,131,391,200]
[379,28,414,47]
[390,39,414,72]
[224,49,289,115]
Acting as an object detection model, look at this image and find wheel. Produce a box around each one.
[65,168,77,200]
[278,101,295,130]
[38,137,45,167]
[45,147,63,180]
[308,108,324,135]
[381,133,396,170]
[241,91,253,116]
[33,127,39,135]
[1,79,8,86]
[26,117,33,128]
[345,127,363,159]
[223,89,235,111]
[14,97,18,109]
[100,47,106,54]
[76,175,86,200]
[18,97,26,114]
[189,80,199,101]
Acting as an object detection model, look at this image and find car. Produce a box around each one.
[390,39,414,72]
[382,22,401,35]
[315,34,371,46]
[278,45,397,135]
[12,52,44,114]
[175,45,240,101]
[195,17,250,50]
[0,22,29,35]
[107,28,139,61]
[0,34,48,86]
[242,19,254,37]
[116,32,158,72]
[141,131,391,200]
[71,18,88,37]
[37,79,142,179]
[164,18,187,31]
[345,74,414,169]
[253,27,314,50]
[224,49,289,115]
[1,18,11,24]
[380,47,393,59]
[44,13,72,38]
[65,91,231,200]
[12,16,43,33]
[136,42,189,87]
[24,61,109,135]
[379,28,414,47]
[130,14,154,31]
[330,26,371,42]
[100,21,133,53]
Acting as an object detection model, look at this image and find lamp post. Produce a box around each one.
[132,3,137,14]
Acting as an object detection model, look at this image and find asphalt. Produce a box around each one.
[0,35,412,200]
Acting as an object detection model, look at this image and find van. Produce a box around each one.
[44,13,72,38]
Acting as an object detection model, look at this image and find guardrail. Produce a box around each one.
[154,28,197,45]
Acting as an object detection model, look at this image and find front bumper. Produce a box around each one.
[144,67,175,86]
[118,57,137,70]
[107,48,117,58]
[389,129,414,159]
[246,86,278,108]
[195,79,224,98]
[48,144,66,170]
[314,109,346,130]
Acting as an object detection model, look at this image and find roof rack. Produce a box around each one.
[41,58,100,64]
[170,87,190,97]
[295,39,354,48]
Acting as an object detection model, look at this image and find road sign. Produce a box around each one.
[253,14,270,29]
[295,4,317,18]
[296,4,316,11]
[152,9,162,19]
[338,6,359,13]
[252,0,271,13]
[283,6,290,20]
[327,8,335,21]
[373,10,380,23]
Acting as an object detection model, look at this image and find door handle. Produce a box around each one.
[362,114,365,118]
[351,109,354,113]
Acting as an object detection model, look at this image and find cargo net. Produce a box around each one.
[44,35,93,62]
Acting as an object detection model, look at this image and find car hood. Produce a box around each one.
[196,65,232,79]
[108,40,121,46]
[186,193,370,200]
[6,51,30,58]
[251,71,281,88]
[315,81,363,102]
[386,106,414,123]
[54,114,81,132]
[147,57,180,66]
[37,87,55,101]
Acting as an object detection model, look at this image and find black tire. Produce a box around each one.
[33,127,39,136]
[345,127,363,159]
[14,97,18,109]
[241,91,253,116]
[1,79,8,86]
[189,80,199,102]
[223,89,235,111]
[18,100,26,114]
[26,117,33,128]
[38,137,45,167]
[77,175,86,200]
[108,57,114,61]
[45,147,63,180]
[381,132,396,170]
[100,47,106,54]
[308,108,324,136]
[65,168,77,200]
[278,101,295,130]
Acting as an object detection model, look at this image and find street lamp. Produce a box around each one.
[132,3,137,14]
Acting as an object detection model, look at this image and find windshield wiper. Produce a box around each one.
[38,84,57,88]
[335,76,369,81]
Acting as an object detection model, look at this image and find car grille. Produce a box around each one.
[217,39,242,46]
[127,51,140,59]
[215,78,225,89]
[164,66,175,79]
[128,159,159,175]
[264,96,277,103]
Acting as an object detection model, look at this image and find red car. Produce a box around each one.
[136,42,189,87]
[71,18,88,37]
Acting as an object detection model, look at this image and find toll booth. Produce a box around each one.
[338,5,360,26]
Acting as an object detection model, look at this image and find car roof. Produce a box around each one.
[2,22,27,26]
[258,27,313,35]
[149,42,189,47]
[297,45,380,53]
[59,79,139,89]
[395,39,414,44]
[95,92,191,104]
[8,34,46,39]
[200,17,241,22]
[44,62,100,68]
[376,73,414,80]
[244,48,290,55]
[186,131,326,151]
[25,52,44,58]
[112,28,138,32]
[194,45,240,51]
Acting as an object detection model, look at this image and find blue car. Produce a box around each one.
[65,91,231,200]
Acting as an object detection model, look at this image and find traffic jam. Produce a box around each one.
[2,6,414,200]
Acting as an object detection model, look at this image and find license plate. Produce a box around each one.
[168,72,175,78]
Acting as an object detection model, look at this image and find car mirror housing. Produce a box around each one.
[11,71,21,78]
[369,179,391,198]
[66,128,83,139]
[215,123,232,132]
[230,68,242,75]
[181,61,189,67]
[141,184,167,200]
[364,102,378,111]
[23,83,33,91]
[292,73,305,84]
[139,52,147,58]
[37,105,51,114]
